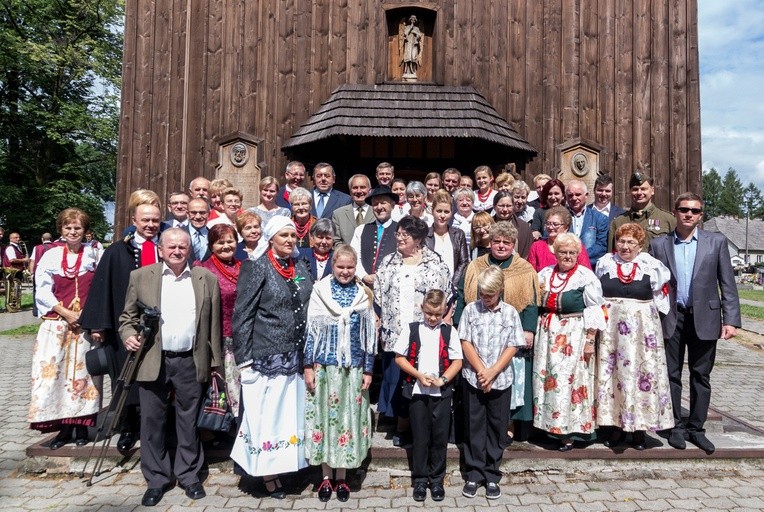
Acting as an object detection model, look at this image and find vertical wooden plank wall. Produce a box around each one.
[116,0,702,226]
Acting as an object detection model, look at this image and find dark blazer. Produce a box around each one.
[298,247,333,282]
[118,263,222,383]
[649,229,741,341]
[332,203,374,245]
[572,206,609,267]
[310,188,352,219]
[275,185,291,209]
[424,226,469,287]
[607,204,627,222]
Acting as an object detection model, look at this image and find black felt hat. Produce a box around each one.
[365,185,399,205]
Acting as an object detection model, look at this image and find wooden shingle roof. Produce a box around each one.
[282,84,537,153]
[704,216,764,251]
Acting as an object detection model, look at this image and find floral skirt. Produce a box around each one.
[305,365,371,469]
[230,367,307,476]
[532,315,596,437]
[223,337,241,418]
[596,298,674,432]
[28,319,102,430]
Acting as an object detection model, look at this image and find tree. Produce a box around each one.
[743,183,764,219]
[717,168,745,218]
[0,0,123,241]
[701,167,723,220]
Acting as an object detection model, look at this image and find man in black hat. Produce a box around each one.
[608,171,676,251]
[350,185,399,287]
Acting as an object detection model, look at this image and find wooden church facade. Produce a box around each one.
[115,0,700,227]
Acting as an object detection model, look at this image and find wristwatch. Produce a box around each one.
[440,375,449,386]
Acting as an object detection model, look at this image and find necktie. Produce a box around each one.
[140,239,157,266]
[317,193,327,217]
[193,230,203,259]
[356,206,364,225]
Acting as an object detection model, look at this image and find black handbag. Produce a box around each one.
[196,372,234,432]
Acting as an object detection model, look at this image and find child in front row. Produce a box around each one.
[458,265,525,500]
[394,289,463,503]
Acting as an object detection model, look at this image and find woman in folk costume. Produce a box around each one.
[231,216,313,498]
[303,244,376,502]
[28,208,102,449]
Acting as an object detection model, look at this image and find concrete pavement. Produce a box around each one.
[3,309,764,511]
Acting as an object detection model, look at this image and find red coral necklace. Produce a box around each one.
[212,255,240,284]
[549,264,577,292]
[616,261,638,284]
[268,249,295,280]
[61,245,84,279]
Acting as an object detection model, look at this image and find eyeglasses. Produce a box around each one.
[473,225,490,232]
[490,240,513,246]
[676,207,702,215]
[545,222,564,228]
[224,200,242,206]
[556,250,578,256]
[394,232,412,240]
[616,240,639,247]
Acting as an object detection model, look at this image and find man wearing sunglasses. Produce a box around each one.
[650,192,741,455]
[608,171,676,251]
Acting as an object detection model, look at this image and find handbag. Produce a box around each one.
[196,371,235,432]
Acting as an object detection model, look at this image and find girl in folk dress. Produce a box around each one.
[29,208,101,449]
[303,244,376,502]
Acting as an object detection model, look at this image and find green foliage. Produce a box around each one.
[0,0,124,242]
[701,168,723,220]
[743,183,764,219]
[717,168,745,218]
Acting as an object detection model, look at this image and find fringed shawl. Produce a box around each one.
[464,253,540,313]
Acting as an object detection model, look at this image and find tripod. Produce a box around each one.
[81,302,161,486]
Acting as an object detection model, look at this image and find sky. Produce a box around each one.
[698,2,764,190]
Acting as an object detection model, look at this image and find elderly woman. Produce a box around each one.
[231,216,313,498]
[207,178,234,222]
[527,207,591,272]
[250,176,291,228]
[375,215,452,445]
[298,218,334,282]
[29,208,101,448]
[492,190,533,259]
[199,223,242,417]
[511,181,534,224]
[304,244,376,502]
[235,210,263,261]
[533,233,606,451]
[289,187,316,249]
[469,211,494,260]
[425,190,469,288]
[458,221,539,441]
[595,223,673,450]
[530,179,566,239]
[207,186,244,230]
[400,181,433,226]
[452,187,475,246]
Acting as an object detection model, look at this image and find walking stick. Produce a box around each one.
[80,302,161,486]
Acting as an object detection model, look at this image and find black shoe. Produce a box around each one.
[486,482,502,499]
[264,477,286,499]
[667,429,687,450]
[558,441,574,452]
[392,431,411,447]
[632,431,646,451]
[318,479,333,502]
[184,482,206,500]
[462,480,479,498]
[141,488,165,507]
[688,432,715,455]
[335,479,350,502]
[49,427,73,450]
[413,482,427,502]
[603,430,625,448]
[117,431,137,452]
[75,426,89,446]
[430,482,445,501]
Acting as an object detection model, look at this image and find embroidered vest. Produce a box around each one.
[404,321,452,383]
[359,220,398,274]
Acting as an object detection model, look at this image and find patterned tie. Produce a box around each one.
[193,230,203,260]
[140,239,157,266]
[356,206,364,225]
[317,193,327,217]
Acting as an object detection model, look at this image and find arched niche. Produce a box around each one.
[385,5,437,82]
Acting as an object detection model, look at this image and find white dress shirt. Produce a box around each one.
[160,264,196,351]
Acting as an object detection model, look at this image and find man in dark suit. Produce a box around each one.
[187,198,211,263]
[310,162,351,219]
[565,179,609,268]
[350,186,399,288]
[161,191,190,231]
[275,160,306,209]
[332,174,373,245]
[650,192,741,454]
[592,173,626,222]
[119,228,221,507]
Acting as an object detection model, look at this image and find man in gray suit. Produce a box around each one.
[119,228,221,506]
[332,174,373,245]
[650,192,740,454]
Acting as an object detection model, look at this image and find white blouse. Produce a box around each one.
[595,252,671,314]
[34,245,98,316]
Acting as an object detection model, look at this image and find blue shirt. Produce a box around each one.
[673,228,698,307]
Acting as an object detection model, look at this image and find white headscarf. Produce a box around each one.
[256,216,299,259]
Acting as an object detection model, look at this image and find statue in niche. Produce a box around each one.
[230,142,249,167]
[400,15,423,81]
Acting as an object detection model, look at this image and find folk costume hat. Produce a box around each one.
[364,185,398,206]
[259,216,299,259]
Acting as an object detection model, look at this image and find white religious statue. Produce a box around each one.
[400,15,423,81]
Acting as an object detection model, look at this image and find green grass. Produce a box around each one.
[0,324,38,336]
[738,289,764,302]
[741,304,764,321]
[0,291,33,311]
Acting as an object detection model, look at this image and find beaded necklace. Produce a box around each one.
[477,187,493,204]
[267,249,295,280]
[549,263,578,292]
[211,254,240,284]
[61,245,84,279]
[313,250,330,262]
[294,217,311,240]
[616,261,638,284]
